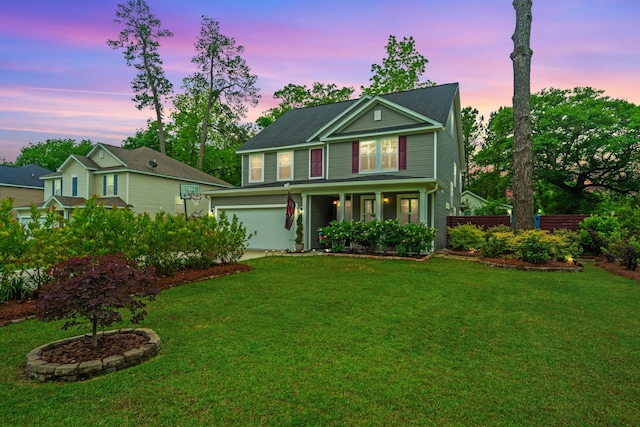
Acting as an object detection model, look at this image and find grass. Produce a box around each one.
[1,256,639,426]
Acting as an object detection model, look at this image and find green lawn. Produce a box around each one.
[1,256,639,426]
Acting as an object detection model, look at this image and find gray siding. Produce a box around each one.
[340,104,417,134]
[328,132,435,180]
[294,149,309,180]
[436,106,462,214]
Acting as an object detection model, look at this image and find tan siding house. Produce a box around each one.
[14,143,231,222]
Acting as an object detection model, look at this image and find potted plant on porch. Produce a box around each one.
[295,213,304,252]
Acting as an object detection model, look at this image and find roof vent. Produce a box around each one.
[149,160,158,169]
[374,110,382,121]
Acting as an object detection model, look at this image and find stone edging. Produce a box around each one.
[478,259,583,272]
[25,328,160,382]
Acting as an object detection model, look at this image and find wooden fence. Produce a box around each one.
[446,214,590,245]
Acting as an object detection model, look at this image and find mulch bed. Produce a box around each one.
[0,263,253,327]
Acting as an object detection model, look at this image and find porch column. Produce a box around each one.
[338,193,346,221]
[302,194,309,249]
[375,192,383,221]
[419,189,428,223]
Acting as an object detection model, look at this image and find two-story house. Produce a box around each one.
[205,83,464,251]
[14,143,232,223]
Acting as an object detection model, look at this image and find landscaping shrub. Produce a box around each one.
[550,229,583,262]
[318,220,436,255]
[620,246,640,271]
[38,253,159,347]
[579,215,621,255]
[512,229,554,264]
[481,231,514,258]
[447,223,485,251]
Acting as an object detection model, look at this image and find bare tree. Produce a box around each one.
[108,0,173,154]
[510,0,534,230]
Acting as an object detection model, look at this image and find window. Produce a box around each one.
[361,196,376,223]
[278,151,293,181]
[103,174,117,196]
[52,179,62,196]
[399,197,419,225]
[357,138,399,173]
[249,154,263,183]
[310,148,323,178]
[72,176,78,197]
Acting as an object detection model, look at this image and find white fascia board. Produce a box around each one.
[321,124,442,143]
[312,96,443,142]
[237,141,325,155]
[305,96,373,142]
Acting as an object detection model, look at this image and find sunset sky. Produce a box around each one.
[1,0,639,163]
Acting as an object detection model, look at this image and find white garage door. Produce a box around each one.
[220,206,295,251]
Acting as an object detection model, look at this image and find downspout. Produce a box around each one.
[425,183,439,253]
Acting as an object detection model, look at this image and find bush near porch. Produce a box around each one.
[318,219,436,256]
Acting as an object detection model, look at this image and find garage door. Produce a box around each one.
[220,207,295,251]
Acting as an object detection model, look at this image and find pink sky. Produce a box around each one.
[1,0,639,163]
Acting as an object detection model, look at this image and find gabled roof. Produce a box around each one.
[88,143,233,187]
[238,83,460,153]
[0,164,52,188]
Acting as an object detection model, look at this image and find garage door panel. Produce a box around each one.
[221,207,295,250]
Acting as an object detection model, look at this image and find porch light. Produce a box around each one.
[383,197,390,204]
[332,199,338,205]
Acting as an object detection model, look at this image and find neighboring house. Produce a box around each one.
[0,164,52,218]
[461,190,512,215]
[206,83,464,251]
[14,143,232,223]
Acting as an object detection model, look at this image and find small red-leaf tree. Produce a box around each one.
[37,253,159,348]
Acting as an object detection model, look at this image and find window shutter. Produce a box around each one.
[103,176,106,195]
[113,175,118,195]
[72,177,78,197]
[352,141,359,173]
[51,181,54,195]
[310,148,322,177]
[399,136,407,170]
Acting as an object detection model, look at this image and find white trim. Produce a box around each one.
[321,124,441,143]
[237,141,325,154]
[433,132,438,178]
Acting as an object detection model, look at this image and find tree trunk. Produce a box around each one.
[511,0,535,231]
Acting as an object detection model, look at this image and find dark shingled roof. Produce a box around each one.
[239,83,459,152]
[0,164,52,188]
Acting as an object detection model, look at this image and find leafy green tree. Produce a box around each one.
[361,35,434,96]
[108,0,173,155]
[511,0,535,230]
[14,139,92,171]
[461,107,484,189]
[257,82,355,128]
[473,87,640,213]
[189,16,260,169]
[122,120,162,152]
[532,87,640,212]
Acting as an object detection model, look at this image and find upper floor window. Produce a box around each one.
[52,179,62,196]
[103,174,117,196]
[72,176,78,197]
[355,137,401,173]
[249,154,263,183]
[278,151,293,181]
[310,148,323,178]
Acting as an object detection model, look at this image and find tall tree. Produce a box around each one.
[472,87,640,213]
[189,16,260,169]
[256,82,354,128]
[108,0,173,154]
[122,120,161,152]
[510,0,534,230]
[361,35,434,96]
[14,139,93,171]
[460,106,484,189]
